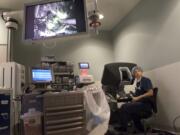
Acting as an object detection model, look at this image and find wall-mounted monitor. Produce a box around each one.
[31,68,53,83]
[24,0,87,41]
[79,62,89,69]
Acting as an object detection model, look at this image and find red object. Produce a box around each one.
[80,69,89,76]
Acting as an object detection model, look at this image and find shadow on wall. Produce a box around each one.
[13,26,43,83]
[13,26,43,67]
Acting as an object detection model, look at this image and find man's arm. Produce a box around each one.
[133,89,153,102]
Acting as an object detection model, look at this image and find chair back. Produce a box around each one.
[152,88,158,113]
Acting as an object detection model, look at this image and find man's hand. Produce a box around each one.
[132,89,154,102]
[132,96,140,102]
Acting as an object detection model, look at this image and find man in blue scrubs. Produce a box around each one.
[118,66,154,132]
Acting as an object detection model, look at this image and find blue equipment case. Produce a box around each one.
[0,89,13,135]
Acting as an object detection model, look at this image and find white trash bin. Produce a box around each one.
[22,109,42,135]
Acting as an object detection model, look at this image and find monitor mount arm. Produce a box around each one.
[117,67,134,102]
[119,67,133,84]
[118,67,133,91]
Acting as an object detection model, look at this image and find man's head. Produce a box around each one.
[131,66,143,79]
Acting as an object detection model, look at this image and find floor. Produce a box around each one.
[105,125,177,135]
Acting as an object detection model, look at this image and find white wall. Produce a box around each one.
[0,17,8,63]
[113,0,180,71]
[145,62,180,130]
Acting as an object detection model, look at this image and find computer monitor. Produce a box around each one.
[24,0,87,41]
[79,62,89,69]
[31,68,53,83]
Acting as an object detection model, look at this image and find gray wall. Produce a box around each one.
[113,0,180,71]
[112,0,180,130]
[13,27,114,81]
[13,27,43,67]
[145,62,180,131]
[0,17,8,63]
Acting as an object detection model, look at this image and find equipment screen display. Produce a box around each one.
[32,69,53,83]
[25,0,87,40]
[79,63,89,69]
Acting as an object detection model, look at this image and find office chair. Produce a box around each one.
[141,87,158,134]
[126,87,158,134]
[113,88,158,135]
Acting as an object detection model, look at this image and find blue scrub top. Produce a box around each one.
[135,76,153,105]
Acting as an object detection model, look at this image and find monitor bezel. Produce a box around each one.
[23,0,88,42]
[31,67,54,84]
[79,62,90,69]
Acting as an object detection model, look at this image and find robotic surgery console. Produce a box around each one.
[101,63,137,103]
[101,63,137,125]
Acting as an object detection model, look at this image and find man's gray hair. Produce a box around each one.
[131,66,143,75]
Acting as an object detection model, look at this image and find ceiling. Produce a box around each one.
[0,0,141,30]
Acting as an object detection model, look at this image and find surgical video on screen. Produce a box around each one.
[34,1,78,39]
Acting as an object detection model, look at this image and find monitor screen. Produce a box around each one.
[32,69,53,83]
[24,0,87,40]
[79,62,89,69]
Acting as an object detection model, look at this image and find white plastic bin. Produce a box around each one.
[22,109,42,135]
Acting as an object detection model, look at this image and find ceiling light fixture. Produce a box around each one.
[99,13,104,20]
[88,0,104,34]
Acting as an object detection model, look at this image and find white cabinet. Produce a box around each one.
[0,62,25,97]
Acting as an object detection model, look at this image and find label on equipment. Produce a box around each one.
[0,126,8,130]
[1,100,9,105]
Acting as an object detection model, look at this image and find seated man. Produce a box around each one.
[118,66,154,132]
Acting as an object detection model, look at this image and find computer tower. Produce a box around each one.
[0,89,13,135]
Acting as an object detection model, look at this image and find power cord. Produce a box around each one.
[173,115,180,133]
